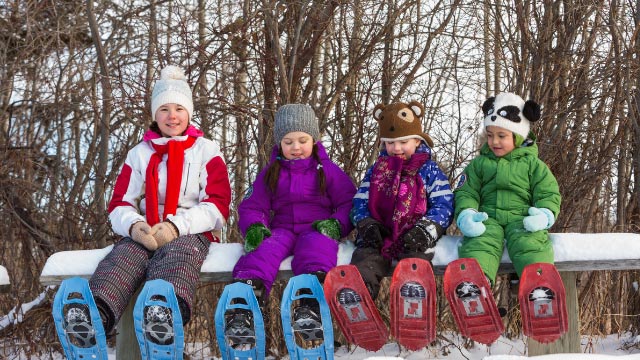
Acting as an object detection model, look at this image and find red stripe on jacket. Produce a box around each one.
[108,164,135,213]
[203,156,231,220]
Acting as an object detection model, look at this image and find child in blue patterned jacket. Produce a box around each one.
[350,101,454,299]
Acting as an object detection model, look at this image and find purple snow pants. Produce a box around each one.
[232,228,338,294]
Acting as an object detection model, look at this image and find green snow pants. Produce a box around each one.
[457,217,554,284]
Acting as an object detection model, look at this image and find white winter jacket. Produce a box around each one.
[108,127,231,239]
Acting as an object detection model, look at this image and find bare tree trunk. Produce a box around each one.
[87,0,112,247]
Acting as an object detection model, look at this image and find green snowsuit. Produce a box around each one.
[454,136,561,283]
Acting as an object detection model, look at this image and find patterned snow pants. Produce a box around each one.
[89,234,209,332]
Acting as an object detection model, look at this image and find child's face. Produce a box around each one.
[486,126,515,157]
[280,131,314,160]
[384,138,421,160]
[155,103,189,137]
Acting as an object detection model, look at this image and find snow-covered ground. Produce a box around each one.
[12,333,640,359]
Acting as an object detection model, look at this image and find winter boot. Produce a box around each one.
[63,303,96,348]
[293,295,323,341]
[143,297,175,345]
[224,307,256,347]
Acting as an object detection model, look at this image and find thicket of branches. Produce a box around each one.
[1,0,639,358]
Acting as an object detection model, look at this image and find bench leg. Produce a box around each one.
[116,291,142,360]
[527,271,580,355]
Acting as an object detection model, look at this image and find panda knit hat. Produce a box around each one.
[151,65,194,121]
[482,92,541,138]
[274,104,320,143]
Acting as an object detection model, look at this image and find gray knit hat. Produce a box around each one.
[151,65,193,121]
[273,104,320,143]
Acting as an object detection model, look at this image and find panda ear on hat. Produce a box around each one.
[523,100,541,122]
[482,96,496,116]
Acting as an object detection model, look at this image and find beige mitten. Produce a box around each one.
[130,221,158,251]
[151,221,179,248]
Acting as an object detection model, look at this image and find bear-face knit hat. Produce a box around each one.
[373,101,434,148]
[482,92,541,138]
[273,104,320,144]
[151,65,194,121]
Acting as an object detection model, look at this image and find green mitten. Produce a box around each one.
[313,218,341,241]
[244,223,271,252]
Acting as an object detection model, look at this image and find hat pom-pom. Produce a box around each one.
[160,65,186,81]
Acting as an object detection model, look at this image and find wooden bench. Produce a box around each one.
[40,233,640,359]
[0,265,10,293]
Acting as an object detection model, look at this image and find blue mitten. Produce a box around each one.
[457,209,488,237]
[523,207,555,232]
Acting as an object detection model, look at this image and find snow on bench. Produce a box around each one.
[40,233,640,284]
[39,233,640,358]
[0,265,9,293]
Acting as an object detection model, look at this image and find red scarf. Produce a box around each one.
[369,153,429,259]
[145,136,196,226]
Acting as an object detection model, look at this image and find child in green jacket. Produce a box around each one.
[454,92,561,285]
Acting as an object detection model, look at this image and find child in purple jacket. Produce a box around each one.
[229,104,356,336]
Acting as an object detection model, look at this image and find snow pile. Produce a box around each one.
[0,265,8,285]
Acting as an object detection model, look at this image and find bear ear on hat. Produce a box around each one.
[373,104,385,121]
[408,101,424,118]
[482,96,496,116]
[523,99,541,122]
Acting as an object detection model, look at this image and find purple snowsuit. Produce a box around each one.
[233,142,356,294]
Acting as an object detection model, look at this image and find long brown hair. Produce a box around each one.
[264,144,326,194]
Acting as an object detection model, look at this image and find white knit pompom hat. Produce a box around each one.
[482,92,541,138]
[151,65,194,120]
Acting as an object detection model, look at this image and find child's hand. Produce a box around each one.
[244,223,271,252]
[457,209,488,237]
[151,221,179,248]
[313,219,341,241]
[129,221,158,251]
[523,207,555,232]
[402,220,441,253]
[356,217,389,248]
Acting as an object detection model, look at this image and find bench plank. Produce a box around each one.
[40,233,640,285]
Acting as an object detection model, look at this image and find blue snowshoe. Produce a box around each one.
[133,279,184,360]
[281,274,334,360]
[52,277,108,360]
[215,282,266,360]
